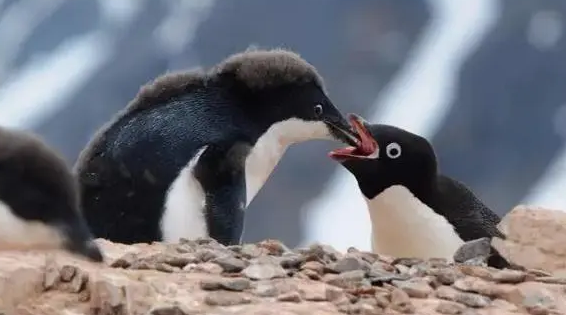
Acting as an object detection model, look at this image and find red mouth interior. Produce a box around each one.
[329,115,378,160]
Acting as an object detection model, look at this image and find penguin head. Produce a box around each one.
[0,128,103,262]
[211,48,359,146]
[329,114,437,199]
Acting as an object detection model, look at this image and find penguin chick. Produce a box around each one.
[75,48,358,246]
[328,114,509,268]
[0,127,103,262]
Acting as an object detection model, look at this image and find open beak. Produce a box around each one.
[328,113,379,161]
[325,118,360,147]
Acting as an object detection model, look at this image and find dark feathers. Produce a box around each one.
[126,47,324,115]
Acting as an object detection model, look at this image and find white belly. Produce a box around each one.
[161,119,330,243]
[366,185,464,260]
[161,145,209,242]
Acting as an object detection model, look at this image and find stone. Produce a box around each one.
[300,261,325,274]
[277,291,302,302]
[390,287,415,313]
[392,279,433,298]
[257,239,291,256]
[428,268,462,285]
[222,277,251,291]
[327,256,371,273]
[252,281,279,297]
[192,262,223,274]
[323,270,366,289]
[492,205,566,272]
[242,262,287,280]
[435,300,467,314]
[436,285,491,308]
[203,291,252,306]
[212,255,248,273]
[491,269,527,283]
[453,237,492,263]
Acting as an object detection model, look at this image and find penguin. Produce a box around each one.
[75,48,359,246]
[0,127,103,262]
[328,113,510,268]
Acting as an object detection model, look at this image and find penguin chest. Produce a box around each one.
[161,146,209,242]
[366,185,464,260]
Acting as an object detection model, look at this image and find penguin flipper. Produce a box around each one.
[193,142,250,246]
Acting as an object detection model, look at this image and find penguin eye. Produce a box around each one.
[314,104,323,117]
[386,142,402,159]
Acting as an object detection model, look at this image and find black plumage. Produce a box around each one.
[330,115,510,268]
[0,127,103,262]
[75,48,357,245]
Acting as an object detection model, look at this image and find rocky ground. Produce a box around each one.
[1,205,566,315]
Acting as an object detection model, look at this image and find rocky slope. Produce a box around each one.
[1,205,565,315]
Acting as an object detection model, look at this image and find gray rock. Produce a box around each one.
[252,282,279,297]
[242,263,288,280]
[148,305,188,315]
[392,279,433,298]
[391,257,424,267]
[279,253,304,269]
[428,268,462,285]
[454,238,492,263]
[327,256,370,273]
[221,277,251,291]
[323,270,367,289]
[239,244,264,259]
[212,255,248,273]
[204,291,252,306]
[491,269,527,283]
[276,291,302,302]
[390,287,416,313]
[436,301,467,314]
[199,279,223,291]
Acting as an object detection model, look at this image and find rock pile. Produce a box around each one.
[0,205,565,315]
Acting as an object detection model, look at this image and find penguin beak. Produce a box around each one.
[324,118,360,147]
[328,113,379,161]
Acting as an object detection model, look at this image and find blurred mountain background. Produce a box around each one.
[1,0,565,251]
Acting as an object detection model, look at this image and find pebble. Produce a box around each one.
[59,265,77,282]
[222,277,251,291]
[328,256,371,273]
[212,255,248,273]
[436,285,491,308]
[257,239,291,256]
[253,282,279,297]
[435,300,468,314]
[492,269,527,284]
[534,276,566,285]
[392,279,433,298]
[429,268,462,285]
[148,305,188,315]
[323,270,367,289]
[390,287,416,313]
[110,252,137,268]
[391,258,424,267]
[239,244,265,259]
[192,262,223,274]
[204,291,252,306]
[277,291,302,302]
[301,261,325,274]
[242,262,287,280]
[453,238,492,263]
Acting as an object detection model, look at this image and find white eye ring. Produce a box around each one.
[386,142,402,159]
[314,104,323,117]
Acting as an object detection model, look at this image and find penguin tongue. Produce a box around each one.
[328,114,378,160]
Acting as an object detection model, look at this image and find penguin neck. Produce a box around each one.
[244,118,329,206]
[365,184,464,260]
